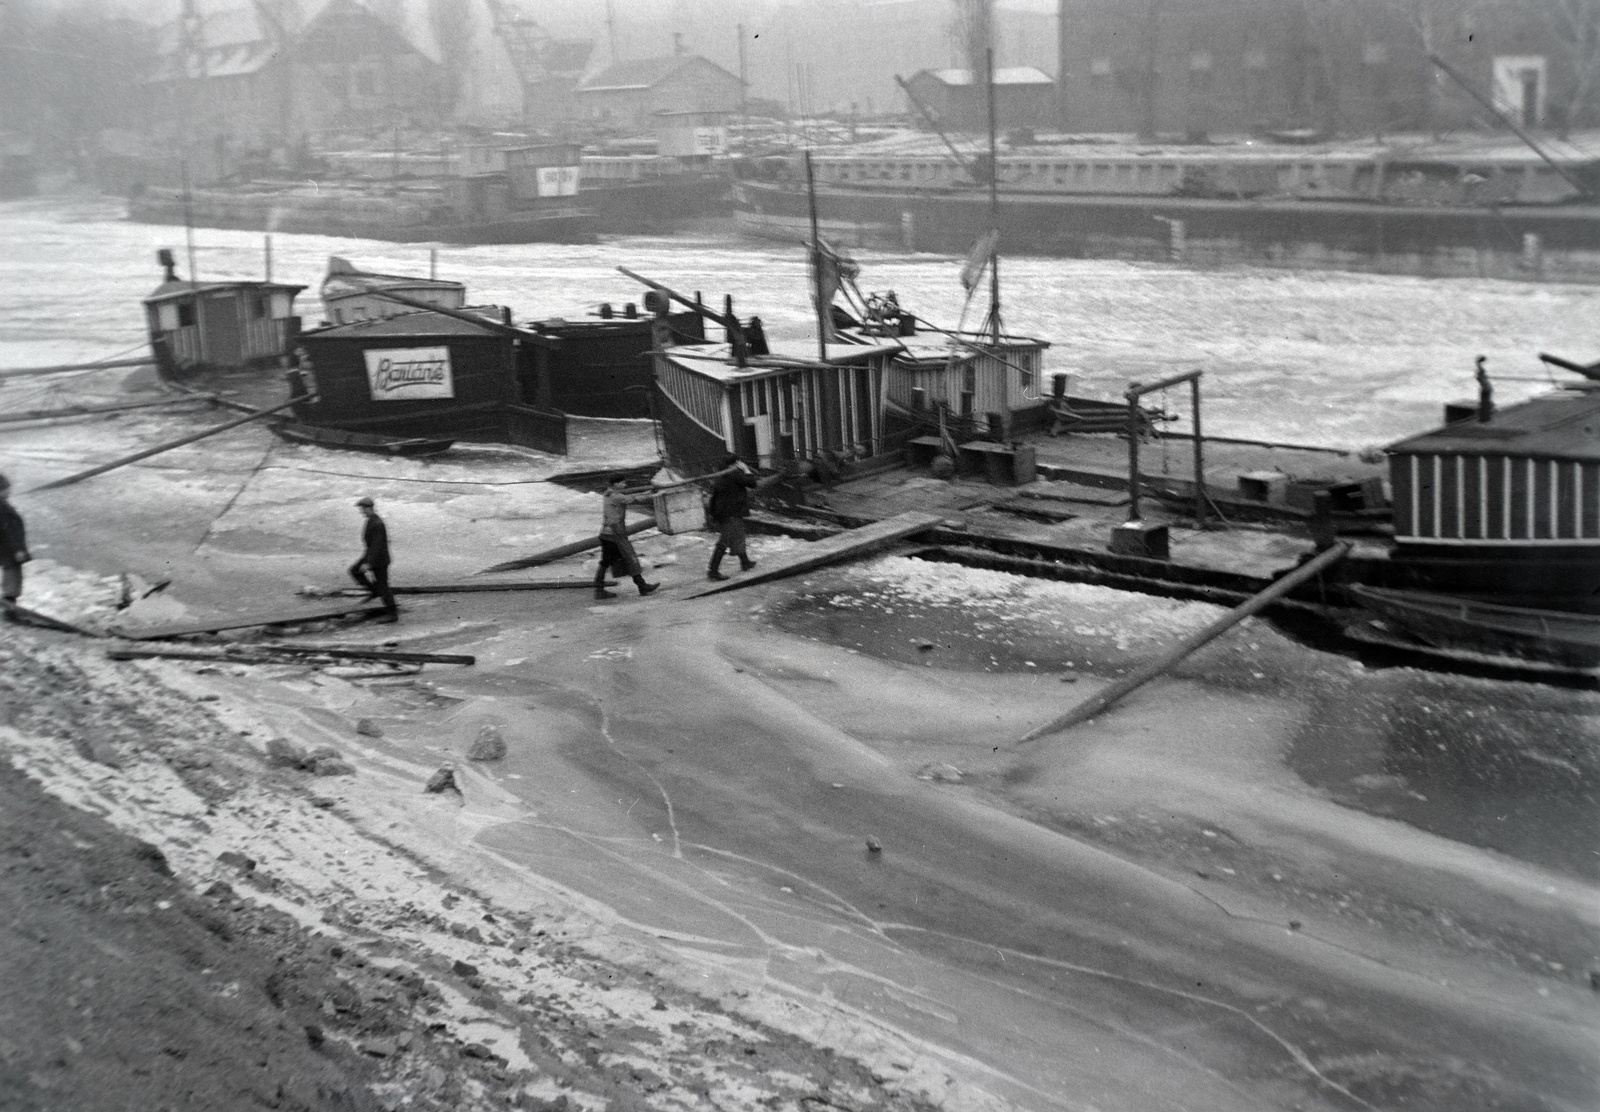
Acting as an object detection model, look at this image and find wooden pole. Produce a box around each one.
[1190,374,1204,527]
[986,45,1002,344]
[0,357,156,381]
[0,393,217,426]
[26,396,301,493]
[477,517,657,574]
[805,149,826,360]
[1126,385,1142,521]
[1018,542,1350,742]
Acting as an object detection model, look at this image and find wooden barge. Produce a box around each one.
[144,250,304,379]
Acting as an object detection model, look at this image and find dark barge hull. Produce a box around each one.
[128,194,595,245]
[1355,542,1600,614]
[1350,585,1600,668]
[583,174,733,233]
[735,179,1600,280]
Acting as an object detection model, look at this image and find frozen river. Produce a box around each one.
[4,196,1600,448]
[2,198,1598,1112]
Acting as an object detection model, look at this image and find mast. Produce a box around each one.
[986,44,1001,342]
[177,0,205,285]
[738,23,749,155]
[805,149,826,361]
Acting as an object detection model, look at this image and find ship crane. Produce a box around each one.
[483,0,594,126]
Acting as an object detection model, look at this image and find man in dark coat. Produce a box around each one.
[0,473,28,621]
[594,476,659,600]
[350,496,398,622]
[706,454,760,581]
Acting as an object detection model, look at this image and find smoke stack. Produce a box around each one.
[673,32,685,55]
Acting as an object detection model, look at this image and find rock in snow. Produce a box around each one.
[467,723,507,762]
[424,765,459,794]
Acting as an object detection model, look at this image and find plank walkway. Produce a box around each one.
[680,511,945,599]
[116,602,387,641]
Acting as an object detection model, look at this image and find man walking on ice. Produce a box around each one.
[350,496,399,623]
[594,476,659,600]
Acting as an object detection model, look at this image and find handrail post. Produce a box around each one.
[1126,383,1142,521]
[1191,373,1204,527]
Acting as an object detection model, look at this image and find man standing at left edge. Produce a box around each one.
[351,496,399,623]
[0,474,29,623]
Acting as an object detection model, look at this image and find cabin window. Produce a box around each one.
[250,294,269,320]
[1018,355,1033,392]
[177,301,196,328]
[157,303,179,331]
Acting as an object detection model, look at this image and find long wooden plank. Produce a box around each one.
[680,511,945,599]
[6,605,100,636]
[0,393,218,426]
[310,579,609,596]
[27,396,301,493]
[117,601,387,641]
[0,357,155,381]
[478,517,656,574]
[1017,542,1351,743]
[108,644,475,666]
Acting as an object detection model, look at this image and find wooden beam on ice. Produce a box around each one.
[0,357,155,381]
[26,396,301,493]
[117,601,387,641]
[0,393,219,426]
[680,511,946,599]
[108,644,474,666]
[315,579,612,595]
[478,518,656,574]
[1017,542,1351,743]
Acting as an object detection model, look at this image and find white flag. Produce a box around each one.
[960,231,999,291]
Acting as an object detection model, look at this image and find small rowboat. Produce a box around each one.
[1349,585,1600,670]
[269,420,454,457]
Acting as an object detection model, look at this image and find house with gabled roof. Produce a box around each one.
[902,66,1056,134]
[575,44,742,133]
[145,0,445,162]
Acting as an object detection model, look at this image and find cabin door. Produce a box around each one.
[205,293,243,368]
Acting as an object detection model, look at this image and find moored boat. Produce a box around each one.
[1372,372,1600,613]
[268,420,455,458]
[144,249,304,380]
[1349,585,1600,669]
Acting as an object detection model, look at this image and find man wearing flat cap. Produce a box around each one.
[350,496,398,623]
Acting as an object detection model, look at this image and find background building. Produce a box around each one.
[575,46,743,132]
[144,0,447,168]
[903,66,1056,132]
[1056,0,1600,139]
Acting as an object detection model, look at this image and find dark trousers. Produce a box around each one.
[1,564,19,604]
[349,559,397,615]
[709,517,754,573]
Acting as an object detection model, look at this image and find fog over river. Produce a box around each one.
[2,199,1597,1112]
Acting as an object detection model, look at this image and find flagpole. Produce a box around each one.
[986,44,1001,344]
[805,148,826,361]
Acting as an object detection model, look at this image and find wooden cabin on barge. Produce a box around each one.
[144,250,303,379]
[653,341,903,475]
[1381,386,1600,612]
